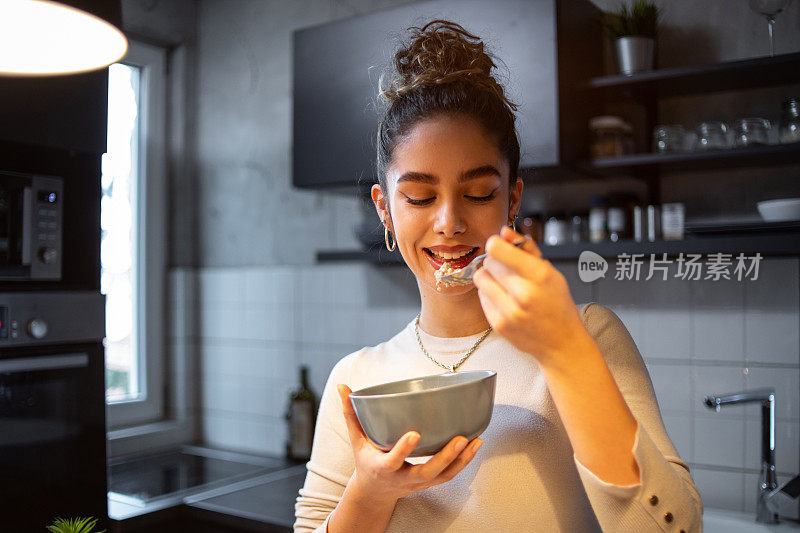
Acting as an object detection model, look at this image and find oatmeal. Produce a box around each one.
[434,261,458,291]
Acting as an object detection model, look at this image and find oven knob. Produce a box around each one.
[38,247,58,264]
[27,319,48,339]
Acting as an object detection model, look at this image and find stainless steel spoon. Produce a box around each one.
[435,238,528,286]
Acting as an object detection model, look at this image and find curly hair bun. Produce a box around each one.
[380,19,517,112]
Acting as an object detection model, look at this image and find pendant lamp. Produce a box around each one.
[0,0,128,76]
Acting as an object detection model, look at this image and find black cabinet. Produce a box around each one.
[0,70,109,155]
[292,0,601,190]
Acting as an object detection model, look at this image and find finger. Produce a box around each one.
[487,235,547,279]
[482,256,537,306]
[433,438,483,483]
[500,225,542,258]
[383,431,421,471]
[473,267,526,320]
[408,436,469,482]
[337,385,367,447]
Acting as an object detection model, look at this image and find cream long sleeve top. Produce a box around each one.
[294,302,703,532]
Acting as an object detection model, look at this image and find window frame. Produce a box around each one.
[105,39,167,429]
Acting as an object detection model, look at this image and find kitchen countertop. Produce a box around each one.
[185,465,308,530]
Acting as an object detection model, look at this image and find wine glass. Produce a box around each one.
[748,0,795,56]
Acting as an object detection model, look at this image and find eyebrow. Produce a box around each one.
[396,165,502,184]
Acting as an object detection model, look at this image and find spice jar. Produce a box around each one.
[590,116,634,158]
[589,195,608,243]
[544,212,568,246]
[520,214,544,243]
[661,203,685,240]
[779,97,800,144]
[569,213,588,243]
[607,206,627,242]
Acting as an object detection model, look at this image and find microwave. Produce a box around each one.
[0,171,63,281]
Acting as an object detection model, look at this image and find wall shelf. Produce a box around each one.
[317,230,800,264]
[587,51,800,100]
[583,142,800,175]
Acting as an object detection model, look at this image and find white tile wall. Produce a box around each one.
[175,256,799,516]
[693,468,745,511]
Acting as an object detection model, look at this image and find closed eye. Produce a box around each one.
[405,197,435,206]
[466,192,497,202]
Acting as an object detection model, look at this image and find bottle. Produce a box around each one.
[286,366,317,462]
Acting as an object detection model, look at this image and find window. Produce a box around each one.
[103,40,167,428]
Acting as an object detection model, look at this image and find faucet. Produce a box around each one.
[704,388,778,524]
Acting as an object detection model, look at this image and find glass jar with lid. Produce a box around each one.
[590,116,634,158]
[779,97,800,144]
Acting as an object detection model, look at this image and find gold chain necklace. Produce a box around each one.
[413,313,492,373]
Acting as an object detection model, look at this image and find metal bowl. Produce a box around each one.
[349,370,496,457]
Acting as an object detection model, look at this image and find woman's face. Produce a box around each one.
[372,114,523,295]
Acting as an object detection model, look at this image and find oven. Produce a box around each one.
[0,291,107,530]
[0,171,64,281]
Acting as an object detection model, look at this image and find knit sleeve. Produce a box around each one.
[294,354,358,533]
[573,303,703,533]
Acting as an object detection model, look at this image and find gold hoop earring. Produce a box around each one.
[384,226,397,252]
[508,215,517,232]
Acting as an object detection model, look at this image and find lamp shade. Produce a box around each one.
[0,0,128,76]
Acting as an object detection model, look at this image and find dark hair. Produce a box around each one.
[376,19,520,215]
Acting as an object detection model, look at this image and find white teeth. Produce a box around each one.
[430,249,472,260]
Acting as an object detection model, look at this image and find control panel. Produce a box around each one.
[0,292,105,348]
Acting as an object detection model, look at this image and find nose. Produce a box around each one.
[432,197,467,238]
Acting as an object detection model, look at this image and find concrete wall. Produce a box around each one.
[146,0,800,518]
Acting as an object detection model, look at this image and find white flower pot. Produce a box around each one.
[615,36,655,75]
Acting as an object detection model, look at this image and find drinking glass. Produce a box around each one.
[748,0,794,56]
[733,118,771,146]
[652,125,686,153]
[695,121,731,150]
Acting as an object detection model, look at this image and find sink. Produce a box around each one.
[704,508,800,532]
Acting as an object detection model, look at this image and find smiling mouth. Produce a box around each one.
[424,247,479,269]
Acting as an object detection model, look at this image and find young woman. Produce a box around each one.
[294,20,702,533]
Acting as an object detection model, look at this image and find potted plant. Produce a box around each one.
[602,0,660,75]
[46,517,105,533]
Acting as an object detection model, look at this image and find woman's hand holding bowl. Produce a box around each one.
[336,384,483,503]
[474,226,595,372]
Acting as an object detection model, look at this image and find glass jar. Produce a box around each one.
[733,118,771,147]
[694,121,731,150]
[590,116,634,158]
[779,97,800,144]
[652,125,686,153]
